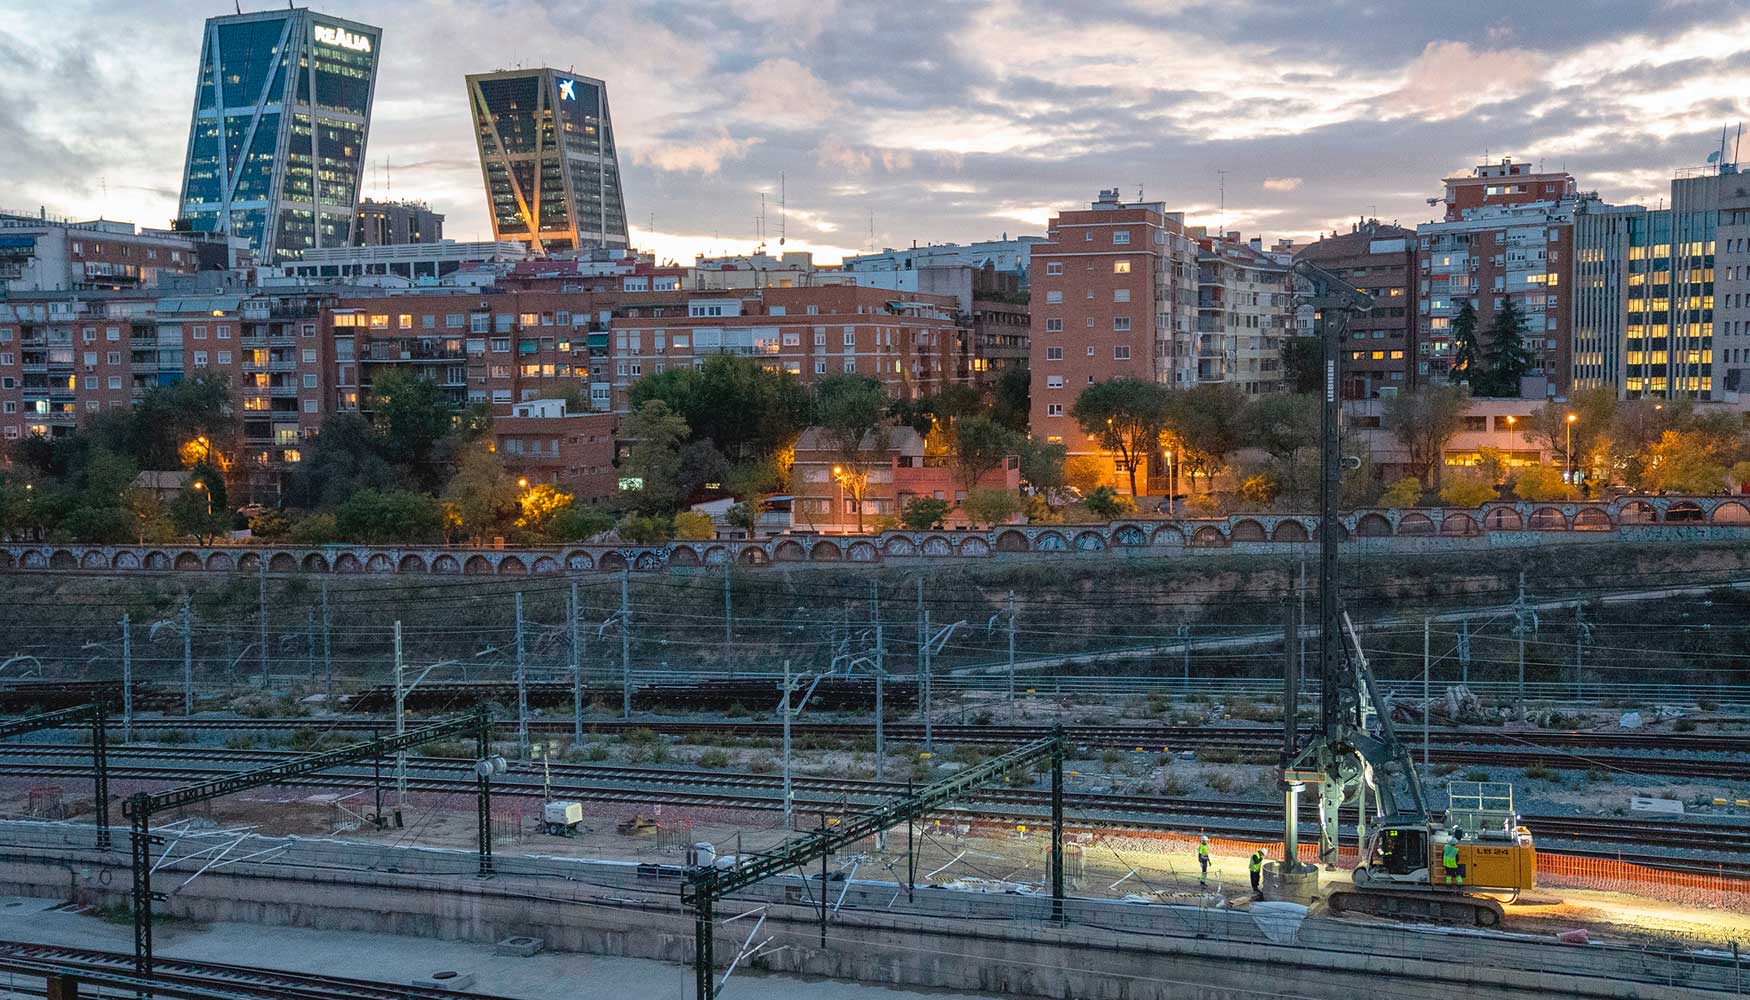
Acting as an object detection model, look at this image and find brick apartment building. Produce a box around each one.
[1294,220,1419,399]
[791,425,1020,532]
[492,398,616,502]
[1028,189,1199,484]
[1418,159,1578,396]
[1191,230,1293,394]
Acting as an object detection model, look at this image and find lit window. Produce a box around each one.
[1114,261,1131,274]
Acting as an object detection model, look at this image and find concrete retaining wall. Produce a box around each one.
[0,846,1723,1000]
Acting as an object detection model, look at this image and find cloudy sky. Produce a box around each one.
[2,0,1748,264]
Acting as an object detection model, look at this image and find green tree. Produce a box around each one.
[131,372,234,469]
[443,449,519,543]
[1448,302,1483,390]
[1017,437,1066,498]
[283,413,400,510]
[630,354,810,460]
[549,505,614,541]
[288,512,340,545]
[900,496,950,530]
[1527,387,1617,483]
[962,487,1022,527]
[1082,485,1134,520]
[1384,384,1470,485]
[1062,455,1107,496]
[950,415,1020,495]
[617,399,692,515]
[1480,298,1536,396]
[1243,393,1320,506]
[170,471,230,544]
[335,489,446,544]
[369,369,455,491]
[1644,430,1731,494]
[991,366,1031,433]
[1280,337,1322,394]
[1379,477,1424,508]
[1511,464,1577,502]
[1071,378,1171,496]
[1238,474,1279,508]
[1164,383,1248,493]
[617,513,674,545]
[813,375,891,532]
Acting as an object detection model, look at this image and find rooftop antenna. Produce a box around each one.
[1216,169,1227,231]
[779,172,787,247]
[1136,182,1144,203]
[1735,123,1743,167]
[867,207,875,254]
[759,192,766,245]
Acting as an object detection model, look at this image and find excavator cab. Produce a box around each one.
[1367,823,1429,879]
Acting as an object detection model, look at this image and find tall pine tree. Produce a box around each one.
[1448,301,1483,389]
[1481,296,1536,397]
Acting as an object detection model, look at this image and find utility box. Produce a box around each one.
[543,801,583,835]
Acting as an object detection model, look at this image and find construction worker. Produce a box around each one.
[1249,848,1265,898]
[1197,836,1210,885]
[1442,831,1464,886]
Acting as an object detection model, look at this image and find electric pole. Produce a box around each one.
[320,579,332,708]
[257,556,268,691]
[620,567,632,720]
[570,580,583,747]
[181,593,193,716]
[120,613,132,743]
[515,591,528,758]
[393,620,406,826]
[1005,591,1017,714]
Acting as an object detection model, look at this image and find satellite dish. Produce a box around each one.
[1707,151,1722,163]
[1343,455,1362,471]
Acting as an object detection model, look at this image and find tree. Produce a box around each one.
[1062,455,1107,496]
[549,505,614,541]
[673,510,716,540]
[132,373,234,469]
[617,400,692,515]
[1644,431,1730,494]
[1083,486,1133,519]
[1448,302,1483,390]
[1511,464,1576,502]
[289,512,339,545]
[814,375,891,532]
[631,354,810,460]
[171,487,228,544]
[950,415,1020,495]
[1280,337,1321,394]
[1383,384,1470,485]
[1379,477,1423,508]
[1071,379,1171,496]
[1238,474,1279,508]
[515,484,575,535]
[1017,437,1066,497]
[1480,297,1536,396]
[335,489,446,544]
[900,496,950,530]
[369,369,455,491]
[443,449,519,543]
[991,366,1031,433]
[1164,383,1248,493]
[1527,387,1616,483]
[616,513,673,545]
[962,487,1023,528]
[283,413,399,510]
[676,440,733,505]
[1438,475,1497,508]
[1242,393,1320,506]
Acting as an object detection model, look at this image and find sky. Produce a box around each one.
[2,0,1749,265]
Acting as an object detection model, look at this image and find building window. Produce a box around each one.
[1046,291,1063,304]
[1045,262,1064,276]
[1045,346,1064,360]
[1114,289,1130,303]
[1113,317,1131,332]
[1046,375,1065,389]
[1114,260,1131,274]
[1114,345,1131,360]
[193,351,208,367]
[192,326,207,340]
[1112,231,1131,245]
[217,351,231,365]
[1045,318,1063,333]
[1047,403,1064,416]
[107,376,121,389]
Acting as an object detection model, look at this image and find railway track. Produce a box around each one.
[0,941,512,1000]
[69,716,1750,781]
[3,748,1746,870]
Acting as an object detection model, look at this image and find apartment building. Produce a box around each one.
[1293,221,1418,398]
[1028,189,1199,475]
[0,293,158,442]
[1417,161,1578,396]
[492,398,616,502]
[0,213,203,294]
[1191,230,1292,394]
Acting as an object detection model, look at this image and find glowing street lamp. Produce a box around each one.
[1565,413,1577,483]
[516,477,529,489]
[1504,414,1516,456]
[191,480,212,515]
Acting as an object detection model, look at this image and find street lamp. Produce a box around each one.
[191,480,212,515]
[1163,449,1176,516]
[1504,415,1516,457]
[1565,413,1577,483]
[516,477,529,489]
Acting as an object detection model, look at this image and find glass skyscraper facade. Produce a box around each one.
[466,68,629,254]
[177,9,382,263]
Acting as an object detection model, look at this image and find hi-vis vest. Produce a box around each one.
[1249,853,1263,874]
[1198,843,1209,859]
[1442,843,1460,868]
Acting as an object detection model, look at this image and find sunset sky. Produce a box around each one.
[2,0,1748,263]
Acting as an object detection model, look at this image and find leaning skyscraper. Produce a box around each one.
[466,68,630,254]
[176,8,382,262]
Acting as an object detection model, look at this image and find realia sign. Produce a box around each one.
[313,24,372,53]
